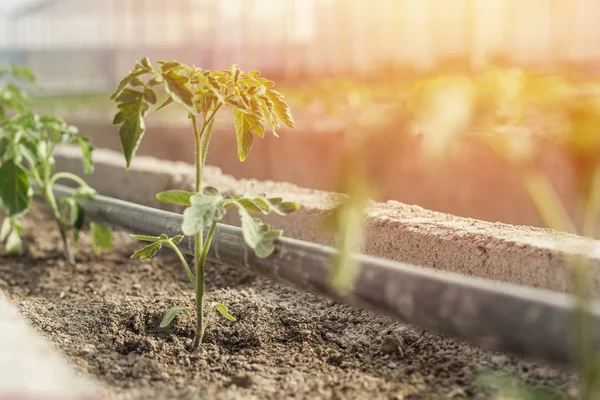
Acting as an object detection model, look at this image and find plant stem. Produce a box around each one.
[43,183,73,264]
[520,167,576,233]
[49,172,89,188]
[190,107,221,351]
[583,162,600,238]
[165,239,195,288]
[191,114,205,351]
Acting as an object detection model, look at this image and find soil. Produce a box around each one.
[0,202,581,400]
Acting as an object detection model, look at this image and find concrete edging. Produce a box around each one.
[0,292,102,399]
[54,145,600,297]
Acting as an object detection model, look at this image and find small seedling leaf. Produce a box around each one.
[0,160,31,217]
[77,136,95,175]
[90,222,112,255]
[130,241,163,260]
[160,306,190,328]
[130,234,162,242]
[210,302,237,322]
[156,190,194,206]
[182,187,226,236]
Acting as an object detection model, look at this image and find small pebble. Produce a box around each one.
[388,362,398,369]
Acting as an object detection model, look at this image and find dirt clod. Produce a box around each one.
[0,203,581,399]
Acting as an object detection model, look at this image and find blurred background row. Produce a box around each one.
[1,0,600,93]
[1,0,599,231]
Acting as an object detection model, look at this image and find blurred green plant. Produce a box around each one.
[111,58,299,351]
[326,68,600,398]
[411,68,600,399]
[0,65,111,262]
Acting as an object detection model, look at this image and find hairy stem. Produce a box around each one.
[190,107,222,351]
[191,114,205,351]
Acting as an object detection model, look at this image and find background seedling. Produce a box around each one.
[112,58,299,351]
[0,65,111,261]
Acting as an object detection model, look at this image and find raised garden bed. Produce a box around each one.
[0,201,580,399]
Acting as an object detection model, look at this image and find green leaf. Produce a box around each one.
[90,222,112,256]
[210,302,237,322]
[130,240,163,260]
[163,71,196,114]
[114,92,149,168]
[0,160,31,217]
[130,234,163,242]
[156,95,174,111]
[110,67,145,100]
[266,89,295,128]
[238,209,281,258]
[160,306,190,328]
[156,190,193,206]
[130,233,183,259]
[77,136,95,175]
[182,187,226,236]
[143,89,157,104]
[233,109,265,161]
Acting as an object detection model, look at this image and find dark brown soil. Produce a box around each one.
[0,203,581,399]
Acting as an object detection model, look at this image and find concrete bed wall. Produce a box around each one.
[54,145,600,297]
[68,116,580,230]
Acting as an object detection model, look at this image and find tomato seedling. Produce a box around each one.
[0,65,111,261]
[112,58,299,350]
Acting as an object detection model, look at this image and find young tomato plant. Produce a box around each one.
[0,65,111,261]
[111,58,299,350]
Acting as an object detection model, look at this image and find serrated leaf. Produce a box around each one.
[266,89,295,128]
[234,109,265,161]
[0,160,31,217]
[130,240,163,260]
[163,71,196,114]
[110,67,145,100]
[182,187,225,236]
[156,190,193,206]
[160,306,190,328]
[210,302,237,322]
[77,136,95,175]
[90,222,112,256]
[114,93,148,168]
[238,210,281,258]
